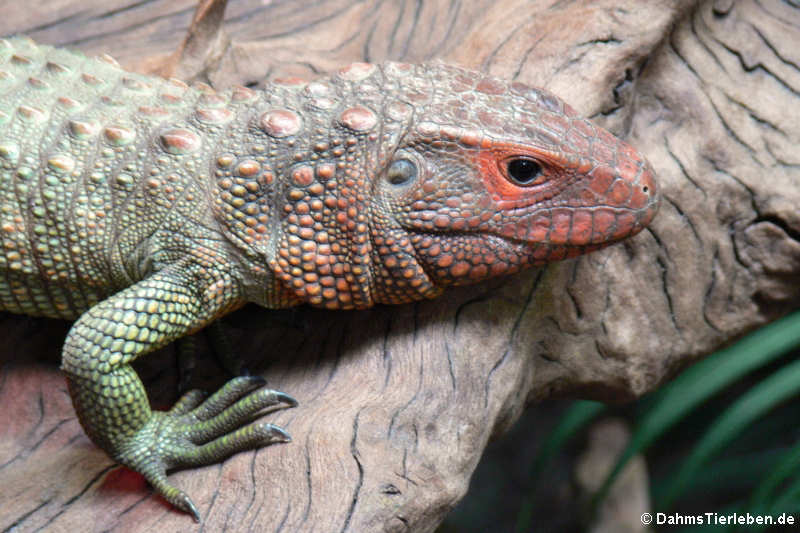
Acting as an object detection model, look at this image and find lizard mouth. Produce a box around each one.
[401,199,659,283]
[497,201,660,248]
[402,196,659,250]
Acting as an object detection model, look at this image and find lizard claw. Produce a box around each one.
[116,376,297,519]
[263,424,292,442]
[275,391,299,408]
[148,475,201,522]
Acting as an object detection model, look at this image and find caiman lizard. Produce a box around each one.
[0,37,659,519]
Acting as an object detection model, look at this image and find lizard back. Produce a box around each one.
[0,37,660,319]
[0,37,233,319]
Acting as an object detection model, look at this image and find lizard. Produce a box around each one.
[0,36,659,520]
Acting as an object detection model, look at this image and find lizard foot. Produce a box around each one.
[117,376,297,521]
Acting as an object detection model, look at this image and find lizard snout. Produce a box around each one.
[606,148,660,242]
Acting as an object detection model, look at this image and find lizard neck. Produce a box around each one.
[207,77,412,310]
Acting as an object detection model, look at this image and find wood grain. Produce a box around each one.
[1,0,798,531]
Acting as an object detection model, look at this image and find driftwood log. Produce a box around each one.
[1,0,799,531]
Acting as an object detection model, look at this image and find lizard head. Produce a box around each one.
[368,63,660,303]
[250,62,658,309]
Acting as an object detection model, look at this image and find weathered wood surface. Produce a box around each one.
[1,0,799,531]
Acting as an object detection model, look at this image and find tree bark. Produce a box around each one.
[1,0,798,531]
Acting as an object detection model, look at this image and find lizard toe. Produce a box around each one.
[148,471,201,522]
[169,389,207,415]
[114,377,296,520]
[189,375,267,420]
[176,422,292,468]
[183,378,297,443]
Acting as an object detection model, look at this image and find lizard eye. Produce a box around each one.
[505,158,543,186]
[386,158,418,186]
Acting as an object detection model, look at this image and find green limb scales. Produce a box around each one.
[60,264,297,521]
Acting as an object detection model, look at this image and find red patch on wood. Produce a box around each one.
[101,467,148,495]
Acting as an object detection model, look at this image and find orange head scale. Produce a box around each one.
[260,62,659,309]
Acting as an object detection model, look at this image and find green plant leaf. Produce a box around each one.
[766,464,800,516]
[749,440,800,515]
[594,311,800,506]
[651,448,787,501]
[657,357,800,509]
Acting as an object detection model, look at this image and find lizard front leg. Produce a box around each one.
[60,264,296,520]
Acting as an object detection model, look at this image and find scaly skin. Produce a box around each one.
[0,37,659,519]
